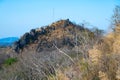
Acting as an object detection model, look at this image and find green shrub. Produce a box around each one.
[4,58,17,66]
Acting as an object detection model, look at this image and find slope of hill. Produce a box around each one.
[0,19,100,80]
[13,19,93,53]
[88,23,120,80]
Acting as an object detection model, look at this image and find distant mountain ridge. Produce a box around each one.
[0,37,19,47]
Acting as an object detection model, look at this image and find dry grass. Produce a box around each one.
[47,24,120,80]
[0,20,120,80]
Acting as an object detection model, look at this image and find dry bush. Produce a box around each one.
[99,53,120,80]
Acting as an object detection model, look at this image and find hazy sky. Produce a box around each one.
[0,0,120,38]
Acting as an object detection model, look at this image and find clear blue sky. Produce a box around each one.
[0,0,120,38]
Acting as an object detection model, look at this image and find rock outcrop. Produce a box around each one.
[13,19,91,53]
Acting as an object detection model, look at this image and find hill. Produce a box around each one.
[0,19,101,80]
[0,37,19,47]
[13,19,94,53]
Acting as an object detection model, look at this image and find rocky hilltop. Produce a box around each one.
[13,19,93,53]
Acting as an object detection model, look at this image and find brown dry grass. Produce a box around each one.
[1,20,120,80]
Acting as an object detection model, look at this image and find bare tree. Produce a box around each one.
[111,6,120,31]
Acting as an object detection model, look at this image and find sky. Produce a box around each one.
[0,0,120,38]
